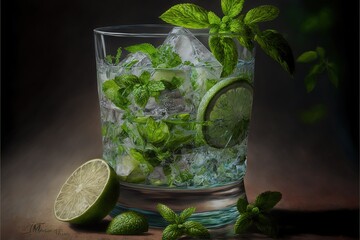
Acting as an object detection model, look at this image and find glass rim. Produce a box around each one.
[93,24,243,38]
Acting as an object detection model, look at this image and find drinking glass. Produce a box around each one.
[94,24,255,229]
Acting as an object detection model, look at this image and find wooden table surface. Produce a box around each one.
[2,87,358,240]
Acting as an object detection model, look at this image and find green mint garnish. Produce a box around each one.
[157,203,210,240]
[244,5,279,25]
[297,46,338,92]
[160,0,295,76]
[125,43,182,68]
[235,191,282,238]
[102,70,167,109]
[105,47,122,65]
[254,29,295,75]
[159,4,210,29]
[221,0,245,18]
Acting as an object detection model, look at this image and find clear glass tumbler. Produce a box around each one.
[94,25,254,229]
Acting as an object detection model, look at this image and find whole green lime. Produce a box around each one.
[106,211,149,235]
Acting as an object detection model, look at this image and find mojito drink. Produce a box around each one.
[95,26,254,228]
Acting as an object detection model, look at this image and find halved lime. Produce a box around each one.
[196,77,253,148]
[54,159,120,225]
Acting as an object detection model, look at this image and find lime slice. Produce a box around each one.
[54,159,120,224]
[106,211,149,235]
[197,77,253,148]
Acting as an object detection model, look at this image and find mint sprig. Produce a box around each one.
[235,191,282,238]
[126,43,182,68]
[157,203,210,240]
[297,46,338,92]
[160,0,295,76]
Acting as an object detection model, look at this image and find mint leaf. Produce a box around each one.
[255,29,295,74]
[102,80,130,109]
[129,149,154,173]
[234,212,253,234]
[327,63,338,88]
[221,0,245,18]
[233,21,254,50]
[139,71,151,84]
[115,47,122,65]
[125,43,157,55]
[255,213,278,237]
[297,51,318,63]
[133,85,150,107]
[304,72,317,92]
[236,197,248,214]
[162,224,183,240]
[209,36,238,77]
[179,207,196,222]
[114,74,139,88]
[148,81,166,92]
[160,3,210,29]
[244,5,279,25]
[300,104,327,124]
[153,45,182,68]
[157,203,179,223]
[316,46,326,59]
[208,11,221,26]
[254,191,282,212]
[183,221,210,239]
[138,117,170,145]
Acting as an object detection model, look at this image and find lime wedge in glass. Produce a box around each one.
[54,159,119,225]
[197,77,253,148]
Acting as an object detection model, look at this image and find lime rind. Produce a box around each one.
[196,77,253,148]
[106,211,149,235]
[54,159,120,224]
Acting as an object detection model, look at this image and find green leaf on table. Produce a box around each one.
[234,212,253,234]
[236,197,248,214]
[244,5,279,25]
[209,36,238,77]
[162,224,183,240]
[297,51,318,63]
[115,47,122,65]
[255,29,295,74]
[160,3,210,29]
[183,221,210,239]
[179,207,196,222]
[254,191,282,212]
[255,213,278,238]
[157,203,179,223]
[221,0,245,18]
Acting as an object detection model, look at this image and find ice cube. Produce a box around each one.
[118,51,152,76]
[163,27,222,71]
[148,166,167,185]
[163,27,223,102]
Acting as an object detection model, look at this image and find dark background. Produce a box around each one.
[1,0,359,157]
[1,0,359,239]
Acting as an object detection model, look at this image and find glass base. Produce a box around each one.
[110,181,246,228]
